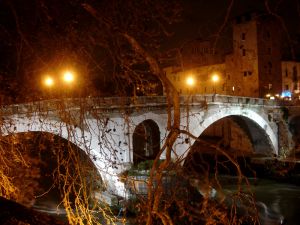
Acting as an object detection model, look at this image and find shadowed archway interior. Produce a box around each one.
[132,119,160,165]
[184,115,274,177]
[0,131,103,207]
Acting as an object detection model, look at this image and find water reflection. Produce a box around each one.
[33,177,299,225]
[221,177,300,225]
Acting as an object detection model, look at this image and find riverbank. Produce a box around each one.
[189,152,300,185]
[250,156,300,185]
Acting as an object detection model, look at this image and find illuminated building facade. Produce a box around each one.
[165,13,294,98]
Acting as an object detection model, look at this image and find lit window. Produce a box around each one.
[268,83,272,90]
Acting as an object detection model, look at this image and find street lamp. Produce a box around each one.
[42,75,55,99]
[186,76,195,94]
[211,73,219,94]
[43,76,54,87]
[186,76,195,86]
[62,70,75,84]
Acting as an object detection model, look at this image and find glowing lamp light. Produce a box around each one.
[63,71,74,83]
[186,76,195,86]
[211,74,219,83]
[44,76,54,87]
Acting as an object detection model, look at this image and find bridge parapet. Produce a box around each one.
[0,95,279,116]
[183,94,277,106]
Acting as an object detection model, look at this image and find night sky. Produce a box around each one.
[0,0,300,101]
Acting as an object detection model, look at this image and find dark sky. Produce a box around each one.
[1,0,299,68]
[0,0,300,101]
[167,0,300,50]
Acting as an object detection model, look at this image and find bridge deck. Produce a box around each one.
[0,94,279,116]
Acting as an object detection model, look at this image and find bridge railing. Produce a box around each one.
[0,95,278,116]
[180,94,277,106]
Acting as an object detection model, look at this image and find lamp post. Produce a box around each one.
[42,75,55,98]
[62,70,75,97]
[41,69,76,98]
[43,76,54,87]
[62,71,75,84]
[211,73,219,94]
[186,76,195,95]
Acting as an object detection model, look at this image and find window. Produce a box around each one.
[268,62,272,74]
[268,62,272,67]
[241,33,246,41]
[245,14,251,21]
[293,66,297,75]
[285,69,288,77]
[193,47,198,54]
[263,30,271,39]
[242,49,246,56]
[285,84,289,90]
[268,48,271,54]
[294,83,298,91]
[244,71,247,77]
[293,66,298,81]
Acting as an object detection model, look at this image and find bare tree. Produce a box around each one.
[1,0,298,225]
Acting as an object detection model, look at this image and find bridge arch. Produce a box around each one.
[132,119,160,165]
[1,131,104,205]
[177,107,278,160]
[0,115,125,195]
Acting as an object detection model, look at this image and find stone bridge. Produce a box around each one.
[0,95,295,197]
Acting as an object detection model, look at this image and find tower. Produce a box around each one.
[227,13,282,97]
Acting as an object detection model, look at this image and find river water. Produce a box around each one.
[218,176,300,225]
[33,177,300,225]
